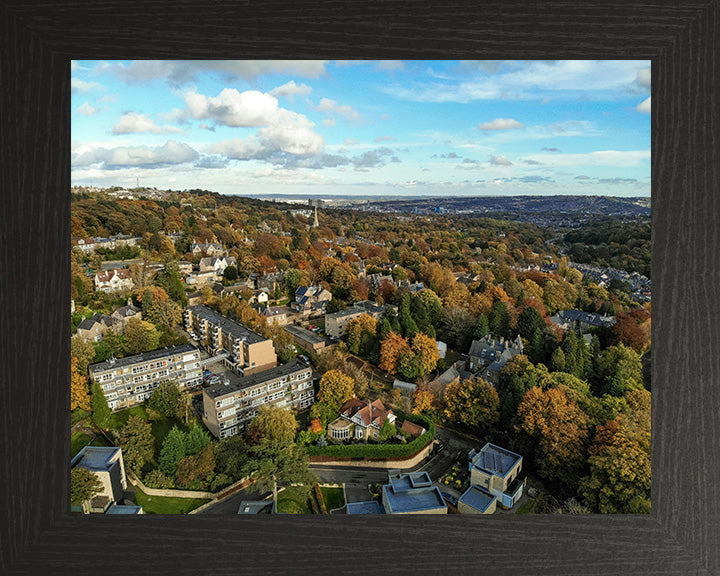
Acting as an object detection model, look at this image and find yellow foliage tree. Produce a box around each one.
[379,332,411,374]
[411,332,440,375]
[317,369,355,411]
[71,355,91,411]
[412,389,436,414]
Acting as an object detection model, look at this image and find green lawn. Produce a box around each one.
[276,486,312,514]
[109,404,192,453]
[320,487,345,511]
[134,489,210,514]
[515,500,535,514]
[71,432,93,457]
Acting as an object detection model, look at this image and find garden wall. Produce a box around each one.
[308,441,434,469]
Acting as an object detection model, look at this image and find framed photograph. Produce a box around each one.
[2,1,718,574]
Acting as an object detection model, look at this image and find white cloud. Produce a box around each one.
[112,112,183,134]
[377,60,405,72]
[71,61,79,72]
[637,97,651,114]
[478,118,524,131]
[184,89,280,127]
[270,81,312,100]
[72,140,199,169]
[490,155,513,166]
[634,68,651,91]
[520,149,650,167]
[314,98,361,123]
[76,102,98,116]
[71,78,101,94]
[108,60,328,84]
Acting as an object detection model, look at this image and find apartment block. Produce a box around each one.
[184,305,277,375]
[88,344,202,411]
[202,360,314,439]
[324,300,385,338]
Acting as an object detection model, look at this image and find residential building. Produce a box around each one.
[201,360,314,439]
[71,446,127,512]
[88,344,202,411]
[284,324,329,354]
[76,313,113,342]
[327,398,395,442]
[108,298,142,333]
[457,485,497,515]
[199,255,236,275]
[106,503,144,514]
[293,285,332,314]
[184,305,277,375]
[185,270,219,286]
[259,305,292,326]
[468,334,523,385]
[381,471,447,515]
[72,237,96,253]
[467,443,525,509]
[346,501,385,514]
[178,261,193,276]
[548,309,616,333]
[94,268,134,293]
[324,300,385,338]
[256,271,284,292]
[251,289,269,305]
[191,242,225,257]
[399,419,426,439]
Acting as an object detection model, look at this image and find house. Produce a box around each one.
[428,363,462,400]
[284,324,329,354]
[392,379,417,394]
[88,344,202,411]
[94,268,134,293]
[178,260,193,276]
[367,273,393,291]
[191,242,225,257]
[199,256,236,275]
[187,291,203,306]
[399,420,426,439]
[327,398,395,442]
[256,271,284,292]
[324,300,385,338]
[381,471,447,515]
[184,305,277,375]
[185,270,219,286]
[72,237,96,254]
[457,485,497,514]
[251,289,269,305]
[202,360,314,439]
[76,313,113,342]
[293,286,332,314]
[548,309,616,333]
[467,443,525,509]
[259,305,292,326]
[346,501,385,514]
[468,334,523,385]
[71,446,127,513]
[109,298,142,333]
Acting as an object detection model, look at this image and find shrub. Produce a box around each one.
[144,469,175,489]
[314,484,328,514]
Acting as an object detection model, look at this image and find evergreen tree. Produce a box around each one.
[517,306,545,340]
[185,422,212,455]
[550,347,566,372]
[530,328,546,365]
[90,381,112,429]
[159,426,187,476]
[378,317,393,340]
[142,287,154,316]
[473,314,490,341]
[489,300,512,339]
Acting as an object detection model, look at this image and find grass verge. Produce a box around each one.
[320,487,345,511]
[276,486,312,514]
[134,489,209,514]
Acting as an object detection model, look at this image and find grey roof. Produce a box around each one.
[237,501,273,514]
[106,504,143,514]
[71,446,121,472]
[346,501,385,514]
[204,359,308,399]
[89,344,197,374]
[558,309,615,327]
[284,324,326,346]
[77,313,110,331]
[325,307,364,320]
[458,485,497,513]
[187,305,267,344]
[471,443,522,478]
[382,476,446,514]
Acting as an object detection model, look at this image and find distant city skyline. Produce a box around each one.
[71,60,651,197]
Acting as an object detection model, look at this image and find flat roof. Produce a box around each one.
[89,344,197,374]
[237,501,273,514]
[382,483,446,514]
[187,305,267,344]
[459,485,496,513]
[346,501,385,514]
[71,446,121,471]
[284,324,326,345]
[106,504,143,514]
[325,307,365,319]
[204,359,308,399]
[472,443,523,478]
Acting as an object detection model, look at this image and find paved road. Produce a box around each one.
[196,485,270,515]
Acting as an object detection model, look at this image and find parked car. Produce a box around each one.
[440,492,458,507]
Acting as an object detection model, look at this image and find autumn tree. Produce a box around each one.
[71,336,97,376]
[346,313,378,355]
[147,298,182,328]
[412,388,436,414]
[516,387,589,488]
[411,332,440,375]
[580,389,651,513]
[176,443,216,488]
[123,317,160,354]
[246,404,299,444]
[118,415,155,473]
[379,332,412,375]
[317,370,355,411]
[71,355,91,411]
[444,377,500,434]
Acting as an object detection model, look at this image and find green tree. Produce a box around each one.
[123,317,160,354]
[596,344,644,397]
[214,435,249,483]
[379,418,397,442]
[309,401,338,427]
[90,381,112,429]
[147,298,182,328]
[156,261,187,306]
[242,439,317,512]
[70,467,103,511]
[176,443,216,488]
[550,347,566,372]
[247,405,299,444]
[489,300,512,339]
[223,265,238,282]
[473,314,490,340]
[141,287,154,316]
[148,381,182,418]
[159,426,187,476]
[517,306,545,340]
[185,422,212,455]
[118,415,155,473]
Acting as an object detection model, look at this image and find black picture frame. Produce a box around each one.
[1,1,718,574]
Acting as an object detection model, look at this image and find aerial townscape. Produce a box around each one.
[70,59,650,515]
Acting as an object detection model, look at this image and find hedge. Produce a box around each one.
[306,414,435,460]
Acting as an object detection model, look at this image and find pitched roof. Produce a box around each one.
[400,420,425,438]
[339,398,392,428]
[95,268,132,283]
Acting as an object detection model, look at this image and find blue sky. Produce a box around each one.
[71,60,651,197]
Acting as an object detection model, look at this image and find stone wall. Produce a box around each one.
[308,442,433,469]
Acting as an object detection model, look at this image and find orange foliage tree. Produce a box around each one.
[70,355,91,411]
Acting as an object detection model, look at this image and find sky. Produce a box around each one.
[71,60,651,197]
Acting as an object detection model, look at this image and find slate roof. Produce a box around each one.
[187,305,267,344]
[470,443,523,478]
[204,359,308,399]
[89,344,197,374]
[77,313,111,331]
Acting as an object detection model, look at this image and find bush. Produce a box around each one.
[144,469,175,489]
[314,484,328,514]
